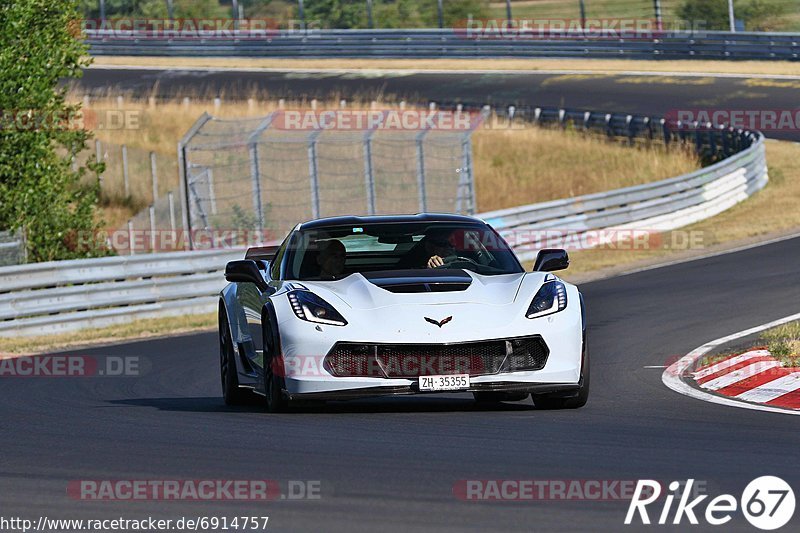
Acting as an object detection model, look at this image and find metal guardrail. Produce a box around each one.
[85,29,800,61]
[0,105,768,337]
[0,230,25,267]
[485,134,767,261]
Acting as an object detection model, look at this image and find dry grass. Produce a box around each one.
[90,56,800,77]
[78,95,701,225]
[473,126,700,211]
[0,313,216,356]
[560,139,800,280]
[760,321,800,367]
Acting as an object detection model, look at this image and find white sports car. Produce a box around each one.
[218,214,588,412]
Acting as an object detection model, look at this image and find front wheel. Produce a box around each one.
[263,316,289,413]
[264,361,289,413]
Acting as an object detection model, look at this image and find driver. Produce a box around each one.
[396,229,456,269]
[317,239,346,279]
[423,233,456,269]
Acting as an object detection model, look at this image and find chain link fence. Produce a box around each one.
[174,109,479,248]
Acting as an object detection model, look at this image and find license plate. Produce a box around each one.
[419,374,470,391]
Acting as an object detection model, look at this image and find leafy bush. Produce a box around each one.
[677,0,787,31]
[0,0,107,262]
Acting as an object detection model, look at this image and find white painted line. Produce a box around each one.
[662,311,800,416]
[736,373,800,403]
[692,349,769,380]
[88,65,800,81]
[643,365,666,369]
[700,360,782,391]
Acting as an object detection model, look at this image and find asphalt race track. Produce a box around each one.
[76,68,800,141]
[2,68,796,531]
[3,235,800,531]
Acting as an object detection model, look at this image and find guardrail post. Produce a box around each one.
[415,129,429,213]
[246,114,275,230]
[693,121,702,155]
[127,219,135,256]
[121,144,130,197]
[625,115,634,145]
[721,126,731,157]
[437,0,444,28]
[308,130,322,219]
[149,205,156,253]
[168,191,177,235]
[461,132,476,215]
[95,139,103,189]
[367,0,374,28]
[207,168,218,216]
[178,113,212,250]
[297,0,306,30]
[249,143,264,228]
[363,130,376,215]
[150,151,158,202]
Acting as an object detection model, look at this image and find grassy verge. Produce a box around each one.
[0,313,216,356]
[560,139,800,281]
[90,56,800,77]
[761,322,800,367]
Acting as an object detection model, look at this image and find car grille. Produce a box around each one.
[324,336,549,378]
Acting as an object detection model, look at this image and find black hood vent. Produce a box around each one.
[362,269,472,293]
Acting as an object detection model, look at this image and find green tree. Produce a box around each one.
[0,0,106,262]
[677,0,786,31]
[80,0,229,19]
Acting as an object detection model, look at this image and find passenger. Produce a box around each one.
[317,239,346,279]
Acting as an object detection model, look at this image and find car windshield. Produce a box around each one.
[281,222,524,281]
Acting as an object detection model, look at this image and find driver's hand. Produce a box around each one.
[427,255,444,268]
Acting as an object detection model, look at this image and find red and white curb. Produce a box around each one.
[663,312,800,415]
[693,349,800,409]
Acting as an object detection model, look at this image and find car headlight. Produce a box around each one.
[526,279,567,319]
[288,290,348,326]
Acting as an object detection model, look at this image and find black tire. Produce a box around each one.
[263,314,289,413]
[219,306,246,406]
[531,343,590,410]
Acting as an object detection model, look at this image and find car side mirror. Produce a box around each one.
[225,260,269,292]
[533,249,569,272]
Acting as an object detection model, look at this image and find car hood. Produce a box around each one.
[300,270,543,310]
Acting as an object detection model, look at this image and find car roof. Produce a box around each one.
[298,213,484,230]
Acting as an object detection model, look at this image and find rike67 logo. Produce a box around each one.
[625,477,795,530]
